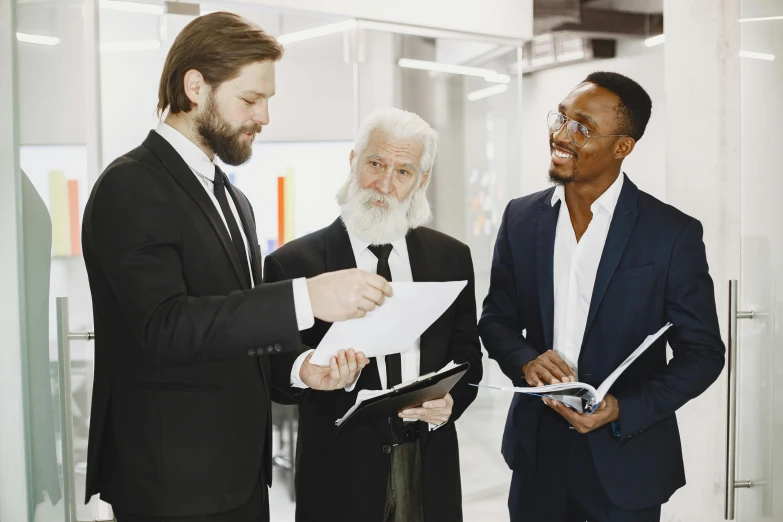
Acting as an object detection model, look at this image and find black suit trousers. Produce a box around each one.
[509,408,661,522]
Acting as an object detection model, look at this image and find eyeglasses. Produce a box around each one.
[547,110,628,148]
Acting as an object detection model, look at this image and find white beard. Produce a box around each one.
[339,176,414,246]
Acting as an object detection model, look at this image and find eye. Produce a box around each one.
[371,161,381,167]
[242,99,254,105]
[399,170,409,176]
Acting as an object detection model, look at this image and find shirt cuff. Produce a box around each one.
[428,421,445,431]
[290,349,314,389]
[292,277,315,331]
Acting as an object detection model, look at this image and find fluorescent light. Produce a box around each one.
[739,15,783,23]
[483,73,511,84]
[16,32,60,46]
[100,0,163,14]
[277,20,357,45]
[645,34,666,47]
[739,50,775,61]
[468,84,508,102]
[101,39,161,52]
[398,58,509,83]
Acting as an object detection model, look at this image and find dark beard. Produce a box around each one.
[195,94,259,166]
[549,167,576,185]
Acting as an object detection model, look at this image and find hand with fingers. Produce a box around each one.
[306,268,393,322]
[398,393,454,427]
[543,394,620,434]
[522,350,577,387]
[299,348,370,391]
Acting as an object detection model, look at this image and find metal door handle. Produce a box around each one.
[56,297,96,522]
[725,280,755,520]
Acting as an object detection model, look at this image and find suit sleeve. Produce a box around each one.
[614,219,725,440]
[478,202,540,386]
[263,254,313,405]
[445,245,483,424]
[85,163,301,366]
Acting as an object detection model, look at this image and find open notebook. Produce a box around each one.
[477,323,673,414]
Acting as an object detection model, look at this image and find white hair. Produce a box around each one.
[336,108,438,237]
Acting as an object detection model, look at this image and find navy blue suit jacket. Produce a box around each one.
[478,177,725,510]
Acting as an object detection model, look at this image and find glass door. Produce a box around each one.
[730,0,783,520]
[14,0,106,519]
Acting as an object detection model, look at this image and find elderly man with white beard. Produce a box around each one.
[264,108,483,522]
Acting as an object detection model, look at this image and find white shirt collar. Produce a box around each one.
[347,232,409,266]
[550,172,625,216]
[155,121,218,182]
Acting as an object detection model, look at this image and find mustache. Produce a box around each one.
[240,123,263,135]
[550,140,578,157]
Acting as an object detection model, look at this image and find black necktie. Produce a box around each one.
[213,165,251,287]
[368,244,402,388]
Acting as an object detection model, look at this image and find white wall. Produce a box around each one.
[662,0,741,520]
[520,39,666,200]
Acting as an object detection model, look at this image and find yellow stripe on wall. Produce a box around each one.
[284,167,295,243]
[49,170,71,257]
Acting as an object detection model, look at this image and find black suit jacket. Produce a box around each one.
[82,131,302,518]
[264,218,483,522]
[479,177,725,510]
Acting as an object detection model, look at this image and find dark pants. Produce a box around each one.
[384,441,425,522]
[113,481,269,522]
[509,408,661,522]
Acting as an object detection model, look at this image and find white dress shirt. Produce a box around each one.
[155,122,314,331]
[290,233,420,389]
[551,173,624,378]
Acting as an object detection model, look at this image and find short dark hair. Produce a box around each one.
[583,71,652,141]
[157,12,284,117]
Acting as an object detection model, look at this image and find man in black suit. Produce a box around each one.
[264,108,483,522]
[479,72,725,522]
[82,13,391,522]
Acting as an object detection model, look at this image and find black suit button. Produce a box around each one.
[274,343,283,352]
[383,445,391,454]
[256,347,264,356]
[266,345,275,354]
[248,348,256,356]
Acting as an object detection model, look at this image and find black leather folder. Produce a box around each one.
[335,362,470,433]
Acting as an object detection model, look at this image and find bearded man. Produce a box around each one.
[81,13,391,522]
[264,108,483,522]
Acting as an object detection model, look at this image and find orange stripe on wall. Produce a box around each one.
[68,180,81,255]
[277,176,285,248]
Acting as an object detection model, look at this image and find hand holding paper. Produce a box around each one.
[298,349,370,391]
[310,281,467,366]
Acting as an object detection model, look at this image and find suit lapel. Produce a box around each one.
[325,218,358,272]
[537,197,559,352]
[143,131,248,289]
[226,181,261,286]
[406,229,440,375]
[582,178,639,343]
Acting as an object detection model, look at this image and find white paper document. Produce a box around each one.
[476,323,673,414]
[309,281,467,366]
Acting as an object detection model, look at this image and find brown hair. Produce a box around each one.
[157,12,283,117]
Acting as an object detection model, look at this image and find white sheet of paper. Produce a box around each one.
[310,281,467,366]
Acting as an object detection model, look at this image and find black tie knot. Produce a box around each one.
[368,244,393,261]
[213,165,225,186]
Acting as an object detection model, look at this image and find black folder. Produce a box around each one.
[335,362,470,433]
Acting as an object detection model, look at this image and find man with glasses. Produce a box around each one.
[479,72,725,521]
